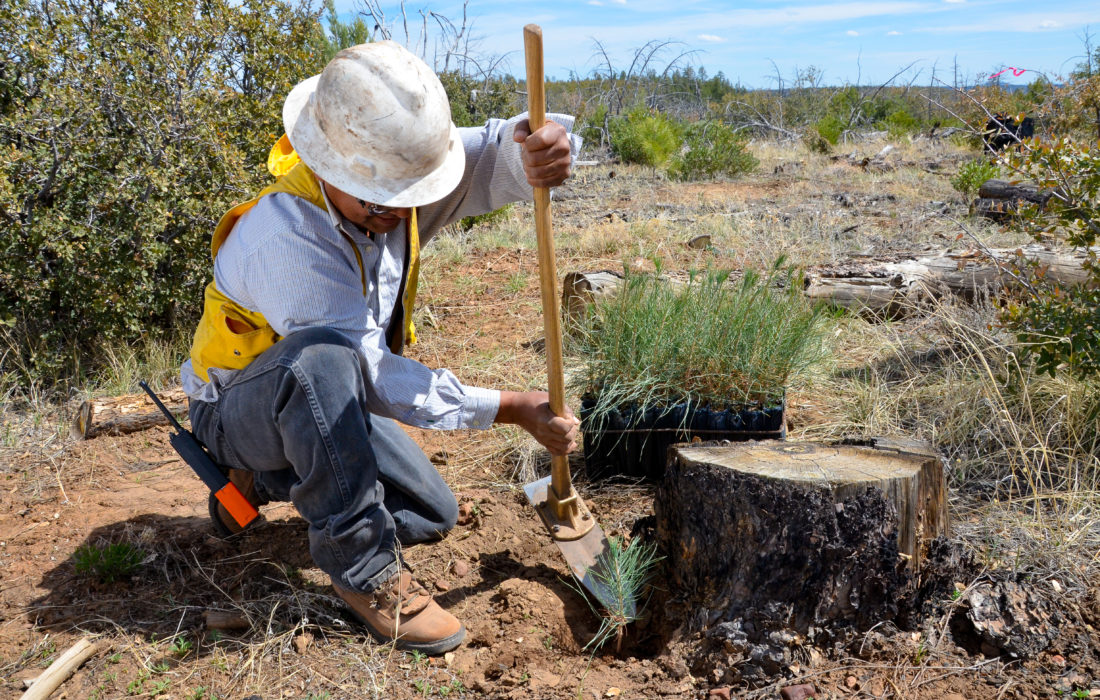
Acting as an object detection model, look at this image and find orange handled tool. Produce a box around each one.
[139,381,259,529]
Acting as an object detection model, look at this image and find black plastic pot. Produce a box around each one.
[579,398,786,481]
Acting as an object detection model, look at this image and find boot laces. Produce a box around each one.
[375,574,430,614]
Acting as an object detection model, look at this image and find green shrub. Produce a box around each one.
[579,102,611,149]
[880,106,921,137]
[73,542,146,583]
[950,159,1000,198]
[570,260,830,419]
[437,71,520,128]
[813,114,846,144]
[607,108,684,168]
[0,0,327,387]
[667,122,758,181]
[456,203,515,232]
[1001,137,1100,377]
[803,127,833,154]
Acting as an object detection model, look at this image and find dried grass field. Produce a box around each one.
[2,134,1099,699]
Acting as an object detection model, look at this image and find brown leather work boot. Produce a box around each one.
[335,572,465,655]
[208,468,265,537]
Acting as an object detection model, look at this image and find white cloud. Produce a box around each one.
[887,30,902,35]
[609,0,627,4]
[587,0,602,4]
[699,34,725,42]
[918,11,1095,33]
[944,0,965,4]
[846,29,859,36]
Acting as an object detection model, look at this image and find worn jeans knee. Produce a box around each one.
[188,326,457,590]
[191,326,399,591]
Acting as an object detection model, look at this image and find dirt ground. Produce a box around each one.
[2,137,1098,699]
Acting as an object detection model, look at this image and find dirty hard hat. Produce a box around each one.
[283,41,465,208]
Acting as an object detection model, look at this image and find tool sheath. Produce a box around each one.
[140,381,259,529]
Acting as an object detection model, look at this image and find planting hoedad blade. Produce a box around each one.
[520,24,617,612]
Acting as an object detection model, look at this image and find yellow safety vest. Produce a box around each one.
[189,137,420,383]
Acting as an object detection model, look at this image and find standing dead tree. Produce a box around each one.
[588,38,696,115]
[581,39,697,149]
[357,0,508,84]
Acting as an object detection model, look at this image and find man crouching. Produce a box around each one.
[180,41,581,655]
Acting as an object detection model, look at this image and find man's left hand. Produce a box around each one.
[513,119,572,188]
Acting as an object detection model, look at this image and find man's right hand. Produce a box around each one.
[496,391,580,456]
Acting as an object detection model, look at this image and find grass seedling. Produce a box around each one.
[72,542,145,583]
[570,535,663,653]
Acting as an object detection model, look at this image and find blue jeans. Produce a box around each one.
[188,327,459,593]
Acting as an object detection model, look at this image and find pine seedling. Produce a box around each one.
[571,536,663,653]
[571,259,829,430]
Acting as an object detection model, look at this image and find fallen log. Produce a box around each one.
[71,387,187,440]
[562,270,626,322]
[564,244,1095,320]
[203,609,251,631]
[971,178,1054,221]
[805,245,1092,317]
[656,438,948,635]
[978,179,1050,204]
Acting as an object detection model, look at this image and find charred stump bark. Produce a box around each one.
[655,438,948,635]
[972,178,1054,221]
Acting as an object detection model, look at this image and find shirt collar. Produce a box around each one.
[317,178,382,242]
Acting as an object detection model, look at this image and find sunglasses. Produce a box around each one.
[357,199,396,216]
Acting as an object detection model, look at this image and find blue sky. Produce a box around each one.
[333,0,1098,88]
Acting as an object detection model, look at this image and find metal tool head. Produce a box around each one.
[524,475,624,613]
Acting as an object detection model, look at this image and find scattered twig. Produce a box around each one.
[19,637,100,700]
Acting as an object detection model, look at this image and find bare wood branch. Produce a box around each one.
[19,638,99,700]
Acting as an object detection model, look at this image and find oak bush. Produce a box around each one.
[0,0,327,386]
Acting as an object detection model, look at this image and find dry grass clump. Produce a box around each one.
[808,297,1100,585]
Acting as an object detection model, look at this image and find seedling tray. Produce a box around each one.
[580,399,786,481]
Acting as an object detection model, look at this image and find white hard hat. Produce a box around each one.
[283,41,465,208]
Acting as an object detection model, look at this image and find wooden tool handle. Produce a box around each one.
[523,25,570,496]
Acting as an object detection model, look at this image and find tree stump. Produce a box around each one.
[655,438,948,634]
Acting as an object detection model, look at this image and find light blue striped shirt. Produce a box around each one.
[181,114,578,431]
